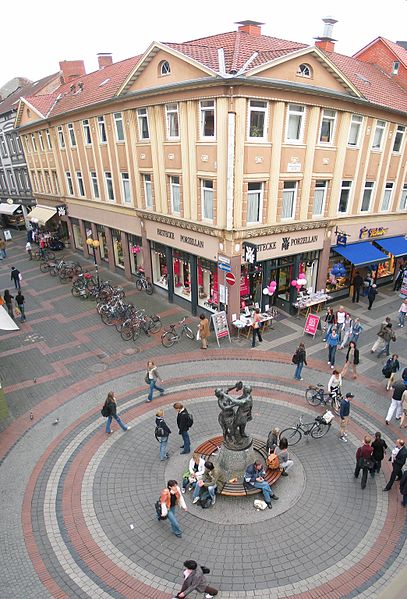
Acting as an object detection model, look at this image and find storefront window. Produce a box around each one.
[277,264,292,301]
[376,256,394,280]
[173,250,191,300]
[326,254,351,292]
[111,228,124,269]
[197,258,218,311]
[128,234,143,275]
[97,225,108,262]
[84,221,93,256]
[151,242,168,289]
[240,264,263,309]
[72,220,83,250]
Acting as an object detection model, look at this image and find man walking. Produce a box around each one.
[172,560,218,598]
[10,266,21,290]
[383,439,407,491]
[25,241,32,260]
[174,402,192,454]
[352,271,364,303]
[377,323,396,359]
[155,409,171,461]
[339,393,353,442]
[244,460,279,508]
[385,379,406,425]
[0,237,7,259]
[371,317,391,354]
[367,284,377,310]
[15,290,26,322]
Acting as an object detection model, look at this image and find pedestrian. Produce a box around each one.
[292,342,307,380]
[382,354,400,390]
[3,289,14,318]
[367,284,377,310]
[172,560,218,598]
[275,437,294,476]
[354,435,374,489]
[339,392,353,443]
[371,431,388,476]
[326,327,340,369]
[174,402,192,454]
[398,299,407,328]
[328,369,342,394]
[383,439,407,491]
[251,307,263,348]
[15,290,26,322]
[400,469,407,507]
[322,306,336,341]
[399,387,407,429]
[10,266,21,290]
[155,409,171,461]
[335,306,347,341]
[198,313,210,349]
[244,459,279,508]
[371,317,392,354]
[363,272,374,296]
[102,391,130,434]
[145,360,165,402]
[159,479,187,538]
[39,236,46,259]
[0,237,7,259]
[393,264,406,291]
[385,379,407,425]
[352,271,364,303]
[377,324,396,359]
[25,241,32,260]
[341,341,359,379]
[339,314,353,349]
[349,318,363,344]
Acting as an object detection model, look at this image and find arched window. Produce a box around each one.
[160,61,171,76]
[297,63,312,78]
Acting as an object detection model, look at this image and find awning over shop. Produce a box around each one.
[332,242,389,266]
[28,205,57,226]
[0,305,19,331]
[0,203,21,215]
[374,236,407,258]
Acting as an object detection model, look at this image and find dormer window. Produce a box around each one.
[160,61,171,76]
[297,63,312,78]
[392,61,400,75]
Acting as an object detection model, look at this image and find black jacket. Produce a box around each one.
[394,446,407,469]
[400,470,407,495]
[368,287,377,301]
[353,274,364,289]
[345,346,359,365]
[296,348,307,365]
[155,416,171,435]
[371,438,387,462]
[15,294,25,306]
[392,380,407,401]
[10,268,20,281]
[106,399,117,417]
[177,409,190,433]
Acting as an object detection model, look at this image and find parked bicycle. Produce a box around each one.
[305,383,342,415]
[33,248,55,261]
[135,270,153,295]
[279,412,334,446]
[161,317,194,347]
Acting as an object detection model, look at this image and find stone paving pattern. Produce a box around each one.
[0,231,406,598]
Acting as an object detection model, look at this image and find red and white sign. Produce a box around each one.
[304,313,320,337]
[225,272,236,286]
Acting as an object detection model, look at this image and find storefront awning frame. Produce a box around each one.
[0,203,21,215]
[332,241,389,266]
[0,305,19,330]
[374,235,407,258]
[28,205,57,226]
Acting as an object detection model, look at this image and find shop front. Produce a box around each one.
[0,202,25,229]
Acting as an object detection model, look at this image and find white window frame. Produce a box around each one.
[399,184,407,211]
[104,171,114,201]
[114,112,125,142]
[319,109,336,144]
[246,182,264,223]
[393,125,405,153]
[65,171,74,195]
[90,171,99,198]
[8,135,16,155]
[37,171,44,192]
[281,181,297,219]
[201,179,214,221]
[8,170,16,190]
[31,170,38,191]
[46,129,52,150]
[285,104,305,143]
[143,174,153,208]
[160,61,171,76]
[348,115,363,147]
[45,171,52,193]
[165,103,180,140]
[76,171,85,196]
[393,61,400,75]
[170,175,181,214]
[24,135,30,154]
[52,171,60,194]
[313,180,327,216]
[200,100,216,139]
[31,133,37,152]
[68,123,77,147]
[0,136,7,158]
[98,116,107,144]
[372,120,386,150]
[248,100,268,141]
[296,63,312,78]
[58,126,65,149]
[137,107,150,140]
[360,181,374,212]
[38,131,45,151]
[82,119,92,145]
[338,180,353,213]
[381,182,394,211]
[121,172,131,203]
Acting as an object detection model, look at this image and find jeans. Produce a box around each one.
[352,287,361,303]
[294,362,304,379]
[18,304,26,321]
[12,278,21,290]
[181,430,191,453]
[252,327,262,347]
[0,249,6,259]
[159,436,169,460]
[399,312,406,326]
[377,342,390,358]
[148,379,164,401]
[192,484,216,500]
[252,481,273,503]
[105,414,128,433]
[328,345,337,365]
[167,507,182,536]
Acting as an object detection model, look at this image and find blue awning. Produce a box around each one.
[332,242,389,266]
[374,236,407,258]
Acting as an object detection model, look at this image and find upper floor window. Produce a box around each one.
[57,126,65,149]
[24,135,30,153]
[65,171,74,195]
[319,109,336,144]
[143,174,153,208]
[114,112,125,142]
[170,175,181,214]
[76,171,85,196]
[166,103,179,139]
[248,100,267,140]
[201,179,214,221]
[338,180,352,213]
[45,171,52,193]
[281,181,297,219]
[31,170,38,190]
[200,100,215,139]
[82,120,92,145]
[38,132,45,151]
[104,171,115,200]
[37,171,44,192]
[286,104,305,143]
[313,180,327,216]
[68,123,77,147]
[360,181,374,212]
[90,171,99,199]
[31,133,37,152]
[121,172,131,203]
[98,116,107,143]
[46,129,52,150]
[137,107,150,140]
[296,63,312,78]
[0,136,7,158]
[392,61,400,75]
[160,61,171,76]
[348,115,363,147]
[381,182,394,211]
[52,171,60,195]
[15,135,22,153]
[8,170,16,190]
[399,183,407,211]
[372,120,386,150]
[393,125,405,153]
[247,182,263,223]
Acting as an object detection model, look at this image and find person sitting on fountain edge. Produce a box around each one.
[244,460,279,509]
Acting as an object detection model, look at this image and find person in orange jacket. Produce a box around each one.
[159,480,187,537]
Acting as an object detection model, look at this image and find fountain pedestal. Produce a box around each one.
[214,441,256,480]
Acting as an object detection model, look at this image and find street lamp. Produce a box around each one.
[86,237,101,286]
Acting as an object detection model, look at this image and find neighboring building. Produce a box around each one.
[353,37,407,91]
[15,19,407,318]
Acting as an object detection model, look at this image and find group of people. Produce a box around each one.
[323,305,363,372]
[351,270,378,309]
[1,266,26,322]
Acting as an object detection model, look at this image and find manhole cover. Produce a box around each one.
[89,363,108,372]
[122,348,140,355]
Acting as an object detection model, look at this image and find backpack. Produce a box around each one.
[267,453,280,470]
[186,412,194,428]
[292,352,299,364]
[155,425,166,439]
[382,360,392,379]
[155,500,167,520]
[145,372,150,385]
[199,490,212,509]
[101,403,109,417]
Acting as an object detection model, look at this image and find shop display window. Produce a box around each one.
[72,222,83,250]
[173,250,191,300]
[326,255,351,292]
[129,235,143,275]
[277,265,292,301]
[151,243,168,289]
[240,264,263,309]
[84,221,93,257]
[97,226,108,262]
[376,256,394,279]
[298,256,318,292]
[197,258,218,311]
[111,229,124,269]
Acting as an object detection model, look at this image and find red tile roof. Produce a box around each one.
[0,72,59,116]
[354,37,407,69]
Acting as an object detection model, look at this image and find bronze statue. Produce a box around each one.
[216,382,253,450]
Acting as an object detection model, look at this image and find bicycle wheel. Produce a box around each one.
[135,279,143,292]
[71,286,81,297]
[145,281,153,295]
[132,325,141,341]
[45,250,55,260]
[101,311,115,326]
[149,317,162,334]
[305,388,321,406]
[183,326,194,340]
[311,422,331,439]
[279,427,302,446]
[40,262,50,273]
[120,321,133,341]
[49,266,58,277]
[161,331,177,347]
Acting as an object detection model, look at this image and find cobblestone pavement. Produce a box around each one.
[0,232,406,598]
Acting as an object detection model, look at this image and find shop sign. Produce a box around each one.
[336,234,347,246]
[243,242,257,264]
[156,228,204,249]
[255,229,324,260]
[304,313,320,337]
[287,162,301,172]
[211,311,231,347]
[359,226,389,240]
[56,204,67,217]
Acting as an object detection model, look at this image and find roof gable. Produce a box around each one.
[354,37,407,69]
[15,96,52,128]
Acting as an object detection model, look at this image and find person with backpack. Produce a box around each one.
[159,480,187,538]
[292,342,307,380]
[146,360,165,402]
[102,392,130,434]
[172,560,218,598]
[371,431,388,476]
[275,437,293,476]
[382,354,400,390]
[371,317,392,354]
[174,402,193,454]
[192,461,221,506]
[155,409,171,461]
[385,379,407,425]
[377,324,396,359]
[354,435,374,489]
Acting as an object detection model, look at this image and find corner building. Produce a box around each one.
[15,21,407,318]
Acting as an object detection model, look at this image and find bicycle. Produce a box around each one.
[279,413,333,446]
[33,248,55,261]
[135,271,153,295]
[161,317,194,347]
[305,383,342,416]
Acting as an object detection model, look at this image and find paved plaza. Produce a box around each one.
[0,232,406,599]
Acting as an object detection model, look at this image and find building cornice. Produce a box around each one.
[235,220,331,240]
[136,210,223,238]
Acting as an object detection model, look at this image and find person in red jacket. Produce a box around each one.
[354,435,374,489]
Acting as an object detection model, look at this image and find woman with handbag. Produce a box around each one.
[103,392,130,434]
[382,354,400,390]
[323,307,335,341]
[293,342,307,380]
[146,360,165,402]
[354,435,374,489]
[159,480,187,538]
[341,341,359,379]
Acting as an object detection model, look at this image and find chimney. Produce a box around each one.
[315,16,338,53]
[59,60,86,84]
[97,53,113,69]
[236,20,264,37]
